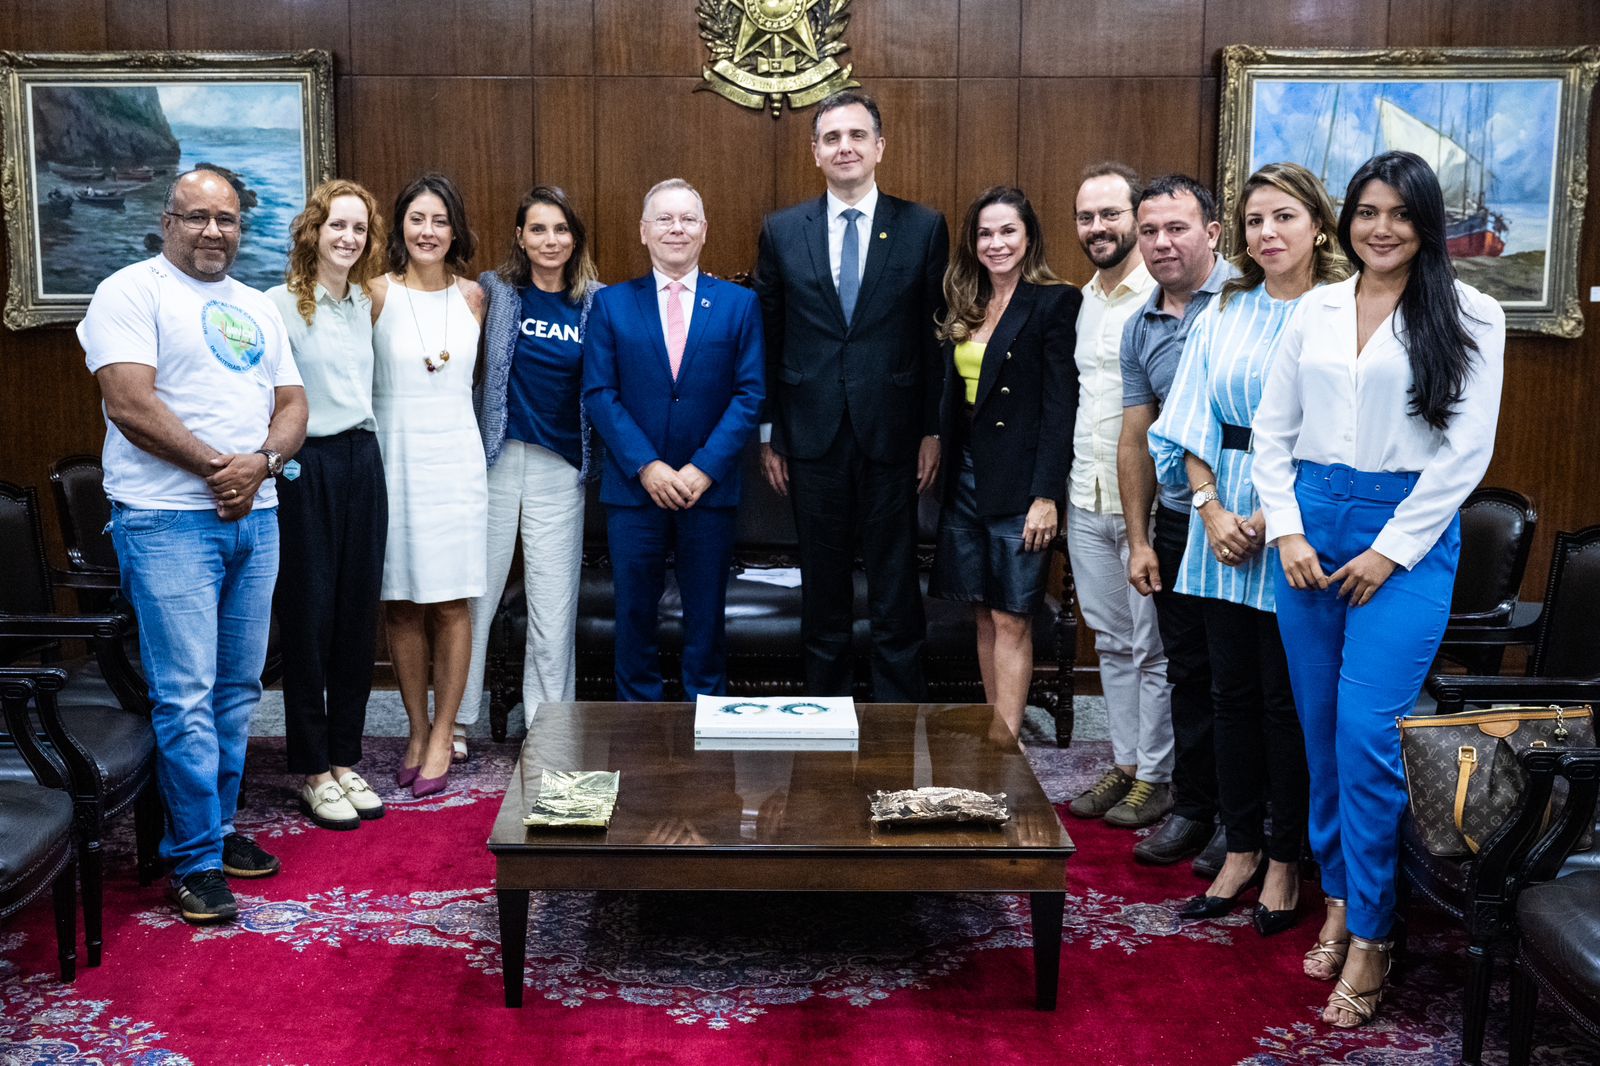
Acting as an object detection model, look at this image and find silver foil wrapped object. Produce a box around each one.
[523,769,620,828]
[869,786,1010,826]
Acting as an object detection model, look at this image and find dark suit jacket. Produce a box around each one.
[939,281,1082,517]
[753,193,948,464]
[581,272,766,509]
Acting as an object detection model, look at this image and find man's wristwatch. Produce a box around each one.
[256,448,285,477]
[1191,482,1219,510]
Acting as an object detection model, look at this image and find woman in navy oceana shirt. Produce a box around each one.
[462,185,602,752]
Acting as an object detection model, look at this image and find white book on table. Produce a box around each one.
[693,695,859,741]
[694,735,857,752]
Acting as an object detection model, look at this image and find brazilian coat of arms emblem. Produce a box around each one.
[696,0,860,118]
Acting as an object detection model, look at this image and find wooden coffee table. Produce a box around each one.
[487,702,1075,1009]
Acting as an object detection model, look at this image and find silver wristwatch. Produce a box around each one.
[1191,486,1219,510]
[256,448,285,477]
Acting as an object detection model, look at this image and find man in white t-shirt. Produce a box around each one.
[78,167,307,926]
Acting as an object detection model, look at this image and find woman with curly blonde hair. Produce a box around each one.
[266,178,392,830]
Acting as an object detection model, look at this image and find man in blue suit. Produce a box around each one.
[582,178,766,700]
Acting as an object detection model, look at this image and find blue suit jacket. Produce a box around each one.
[581,272,766,509]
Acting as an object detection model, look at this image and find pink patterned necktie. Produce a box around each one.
[666,280,687,380]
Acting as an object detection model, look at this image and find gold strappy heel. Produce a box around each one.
[1302,897,1349,981]
[1325,935,1392,1028]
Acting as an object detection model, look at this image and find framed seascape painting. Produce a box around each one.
[0,50,335,330]
[1218,46,1599,337]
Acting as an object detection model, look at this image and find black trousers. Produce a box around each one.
[1152,505,1217,822]
[1203,597,1308,862]
[275,429,387,775]
[786,419,926,701]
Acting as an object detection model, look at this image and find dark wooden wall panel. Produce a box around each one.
[3,0,1598,654]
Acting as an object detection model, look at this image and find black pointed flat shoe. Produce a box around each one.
[1252,899,1303,937]
[1176,855,1267,920]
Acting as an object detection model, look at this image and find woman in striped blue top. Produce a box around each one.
[1149,162,1349,936]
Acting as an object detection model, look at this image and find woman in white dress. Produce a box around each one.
[368,173,488,797]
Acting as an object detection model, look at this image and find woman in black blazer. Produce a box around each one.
[931,185,1081,735]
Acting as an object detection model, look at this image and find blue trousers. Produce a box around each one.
[607,504,736,701]
[112,505,279,878]
[1273,467,1459,940]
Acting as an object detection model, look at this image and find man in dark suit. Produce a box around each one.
[754,89,949,701]
[583,178,765,700]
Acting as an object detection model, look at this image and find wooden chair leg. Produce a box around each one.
[52,853,77,982]
[79,837,103,968]
[134,780,162,886]
[1508,957,1538,1066]
[1462,940,1494,1066]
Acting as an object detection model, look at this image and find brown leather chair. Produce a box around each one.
[1506,751,1600,1066]
[0,672,78,983]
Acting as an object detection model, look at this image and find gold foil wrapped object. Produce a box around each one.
[523,769,620,828]
[869,787,1010,826]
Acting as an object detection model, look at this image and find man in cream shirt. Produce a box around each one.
[1063,164,1190,860]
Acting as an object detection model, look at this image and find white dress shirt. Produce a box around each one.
[652,266,698,351]
[825,184,878,290]
[1252,275,1505,570]
[1070,261,1157,513]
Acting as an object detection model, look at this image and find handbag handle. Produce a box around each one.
[1454,746,1481,853]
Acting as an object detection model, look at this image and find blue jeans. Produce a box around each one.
[112,505,279,878]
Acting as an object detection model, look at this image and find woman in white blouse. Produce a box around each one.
[1252,150,1505,1028]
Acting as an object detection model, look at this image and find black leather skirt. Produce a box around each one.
[929,445,1050,616]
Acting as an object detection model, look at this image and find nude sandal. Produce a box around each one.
[1325,935,1392,1028]
[451,726,469,764]
[1303,897,1349,981]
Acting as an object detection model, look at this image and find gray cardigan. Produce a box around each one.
[474,270,601,475]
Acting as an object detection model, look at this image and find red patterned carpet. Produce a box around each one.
[1,735,1592,1064]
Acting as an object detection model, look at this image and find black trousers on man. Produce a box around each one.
[786,419,926,701]
[1152,504,1217,824]
[275,428,387,775]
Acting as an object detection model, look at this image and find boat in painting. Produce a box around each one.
[49,162,105,180]
[1376,100,1508,258]
[74,186,126,207]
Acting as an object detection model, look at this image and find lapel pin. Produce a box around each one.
[700,297,711,308]
[878,231,887,239]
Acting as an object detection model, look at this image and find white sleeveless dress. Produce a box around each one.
[372,279,488,602]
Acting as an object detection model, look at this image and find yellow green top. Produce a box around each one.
[955,340,986,405]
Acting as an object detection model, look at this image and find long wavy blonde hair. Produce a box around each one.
[936,186,1062,344]
[284,178,387,325]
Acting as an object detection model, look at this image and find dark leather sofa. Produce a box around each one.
[486,440,1078,744]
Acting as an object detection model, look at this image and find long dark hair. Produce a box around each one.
[387,173,477,274]
[1337,151,1479,431]
[936,186,1062,344]
[494,184,597,301]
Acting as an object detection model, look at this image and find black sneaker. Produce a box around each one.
[221,833,280,878]
[173,869,238,925]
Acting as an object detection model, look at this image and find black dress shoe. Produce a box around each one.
[1191,825,1228,880]
[1177,856,1266,920]
[1133,814,1213,865]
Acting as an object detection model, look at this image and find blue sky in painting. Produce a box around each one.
[1250,79,1560,203]
[157,84,301,130]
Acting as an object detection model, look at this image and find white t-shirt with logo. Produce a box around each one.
[78,255,302,509]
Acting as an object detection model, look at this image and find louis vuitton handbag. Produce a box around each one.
[1397,704,1596,858]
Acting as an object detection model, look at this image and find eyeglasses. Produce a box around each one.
[166,211,240,233]
[645,214,703,232]
[1074,207,1129,226]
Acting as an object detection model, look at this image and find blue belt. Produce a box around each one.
[1296,461,1419,503]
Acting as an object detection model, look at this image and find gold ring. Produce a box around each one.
[1221,547,1232,557]
[228,489,237,498]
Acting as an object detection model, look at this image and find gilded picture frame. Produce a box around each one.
[0,50,335,330]
[1218,45,1600,338]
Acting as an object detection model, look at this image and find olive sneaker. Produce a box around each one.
[221,833,280,878]
[1068,766,1135,819]
[172,869,238,925]
[1103,780,1175,829]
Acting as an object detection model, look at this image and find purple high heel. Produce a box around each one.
[411,769,449,798]
[395,764,421,788]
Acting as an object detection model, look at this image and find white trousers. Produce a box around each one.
[1067,504,1174,781]
[461,440,584,729]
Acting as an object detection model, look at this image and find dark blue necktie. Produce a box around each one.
[838,207,863,323]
